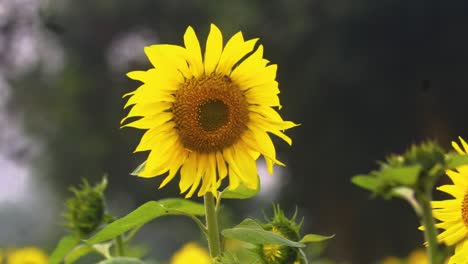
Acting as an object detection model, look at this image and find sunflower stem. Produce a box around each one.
[417,192,443,264]
[115,235,125,257]
[204,191,222,259]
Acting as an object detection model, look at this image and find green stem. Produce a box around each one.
[204,192,221,259]
[417,192,443,264]
[115,235,125,257]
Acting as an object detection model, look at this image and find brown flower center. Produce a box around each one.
[462,191,468,227]
[172,73,249,153]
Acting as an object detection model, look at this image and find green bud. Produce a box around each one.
[64,177,108,238]
[401,141,445,175]
[259,205,302,264]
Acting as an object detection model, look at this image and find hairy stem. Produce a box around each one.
[204,192,221,258]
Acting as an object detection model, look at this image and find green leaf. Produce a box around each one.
[97,257,146,264]
[446,153,468,169]
[380,165,422,185]
[220,175,260,199]
[87,199,204,245]
[351,175,378,191]
[49,235,81,264]
[130,162,146,176]
[221,219,305,248]
[64,245,96,264]
[299,234,335,243]
[158,198,205,215]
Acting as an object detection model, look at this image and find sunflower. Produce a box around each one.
[170,242,211,264]
[431,137,468,263]
[6,247,48,264]
[122,24,296,198]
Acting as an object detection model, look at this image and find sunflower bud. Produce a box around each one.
[402,141,445,175]
[259,205,302,264]
[64,177,107,237]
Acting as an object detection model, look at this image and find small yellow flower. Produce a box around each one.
[380,256,401,264]
[170,242,211,264]
[407,249,427,264]
[6,247,48,264]
[122,24,297,198]
[431,137,468,263]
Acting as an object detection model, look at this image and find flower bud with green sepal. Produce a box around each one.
[64,177,108,238]
[259,205,302,264]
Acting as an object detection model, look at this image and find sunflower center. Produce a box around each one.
[199,100,229,131]
[462,191,468,227]
[173,73,249,153]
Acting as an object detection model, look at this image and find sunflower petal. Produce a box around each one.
[184,26,204,77]
[204,24,223,74]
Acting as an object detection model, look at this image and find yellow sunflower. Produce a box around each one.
[431,137,468,263]
[170,242,211,264]
[122,24,296,198]
[6,247,48,264]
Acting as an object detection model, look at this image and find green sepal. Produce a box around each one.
[221,218,305,248]
[97,257,146,264]
[351,175,379,192]
[380,165,422,185]
[220,174,260,199]
[49,235,81,264]
[446,152,468,169]
[86,199,204,245]
[130,161,146,176]
[299,234,335,243]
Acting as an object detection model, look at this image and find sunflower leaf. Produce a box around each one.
[130,161,146,176]
[86,199,204,245]
[299,234,335,243]
[221,218,305,247]
[97,257,146,264]
[64,244,97,264]
[351,175,379,191]
[220,175,260,199]
[49,235,81,264]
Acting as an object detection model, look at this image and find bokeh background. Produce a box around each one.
[1,0,468,263]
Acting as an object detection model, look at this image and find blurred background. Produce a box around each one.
[1,0,468,263]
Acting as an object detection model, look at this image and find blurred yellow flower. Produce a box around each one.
[122,24,296,198]
[6,247,48,264]
[380,256,401,264]
[170,242,211,264]
[407,249,427,264]
[430,137,468,263]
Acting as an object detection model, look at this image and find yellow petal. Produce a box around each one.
[179,153,198,193]
[460,136,468,153]
[121,101,172,124]
[216,31,258,75]
[228,163,241,190]
[186,153,207,198]
[184,26,204,77]
[245,88,281,107]
[230,45,267,85]
[446,170,468,188]
[233,143,259,190]
[144,44,192,79]
[134,122,175,152]
[237,64,277,91]
[241,126,284,168]
[122,112,173,129]
[216,151,228,180]
[204,24,223,74]
[198,154,217,196]
[437,184,466,199]
[159,146,188,188]
[431,199,459,209]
